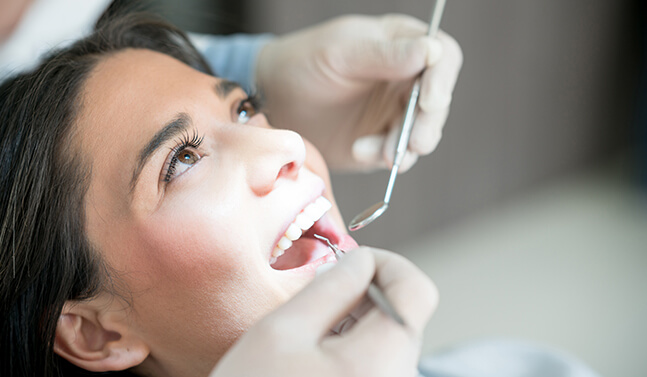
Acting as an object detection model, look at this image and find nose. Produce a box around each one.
[240,116,306,196]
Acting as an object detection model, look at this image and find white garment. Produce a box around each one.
[0,0,272,92]
[0,0,111,81]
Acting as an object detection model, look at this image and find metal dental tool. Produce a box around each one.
[313,234,406,326]
[348,0,447,231]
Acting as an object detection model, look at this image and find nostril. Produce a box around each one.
[248,129,305,196]
[277,161,298,180]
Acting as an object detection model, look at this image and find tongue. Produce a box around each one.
[271,237,330,270]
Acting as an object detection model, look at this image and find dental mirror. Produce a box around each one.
[348,201,388,231]
[348,0,446,231]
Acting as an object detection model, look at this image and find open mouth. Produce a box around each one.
[270,196,340,270]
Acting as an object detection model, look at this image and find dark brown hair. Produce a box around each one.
[0,2,211,376]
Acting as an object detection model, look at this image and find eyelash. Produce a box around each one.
[161,93,261,184]
[163,130,204,183]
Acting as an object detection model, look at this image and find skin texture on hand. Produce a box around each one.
[257,14,463,172]
[209,247,438,377]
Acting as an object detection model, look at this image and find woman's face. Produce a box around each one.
[76,49,356,375]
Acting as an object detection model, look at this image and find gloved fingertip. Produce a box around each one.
[398,151,419,172]
[425,38,443,66]
[352,135,384,163]
[382,123,401,167]
[409,132,441,156]
[315,262,336,277]
[419,89,452,113]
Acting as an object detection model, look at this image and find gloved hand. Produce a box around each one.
[209,247,438,377]
[256,14,462,172]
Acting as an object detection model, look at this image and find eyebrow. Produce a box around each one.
[214,79,242,99]
[128,79,244,193]
[129,113,192,193]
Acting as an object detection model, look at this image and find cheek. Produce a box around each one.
[132,200,243,289]
[117,211,280,360]
[123,199,268,320]
[304,139,329,181]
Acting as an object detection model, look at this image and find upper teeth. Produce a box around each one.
[271,196,332,262]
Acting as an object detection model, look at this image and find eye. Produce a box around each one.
[162,131,204,183]
[236,96,260,124]
[163,147,201,182]
[177,148,200,166]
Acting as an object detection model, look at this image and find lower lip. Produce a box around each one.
[282,251,337,276]
[338,234,359,250]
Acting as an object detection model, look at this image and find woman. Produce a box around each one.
[0,7,435,377]
[1,4,602,377]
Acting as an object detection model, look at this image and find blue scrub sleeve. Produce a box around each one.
[188,32,274,93]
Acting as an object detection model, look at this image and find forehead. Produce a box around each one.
[75,49,214,211]
[78,48,208,142]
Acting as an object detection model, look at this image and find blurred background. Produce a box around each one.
[154,1,646,376]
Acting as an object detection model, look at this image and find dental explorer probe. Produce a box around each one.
[313,234,406,326]
[348,0,447,231]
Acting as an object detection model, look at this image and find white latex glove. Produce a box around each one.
[210,247,438,377]
[257,14,463,172]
